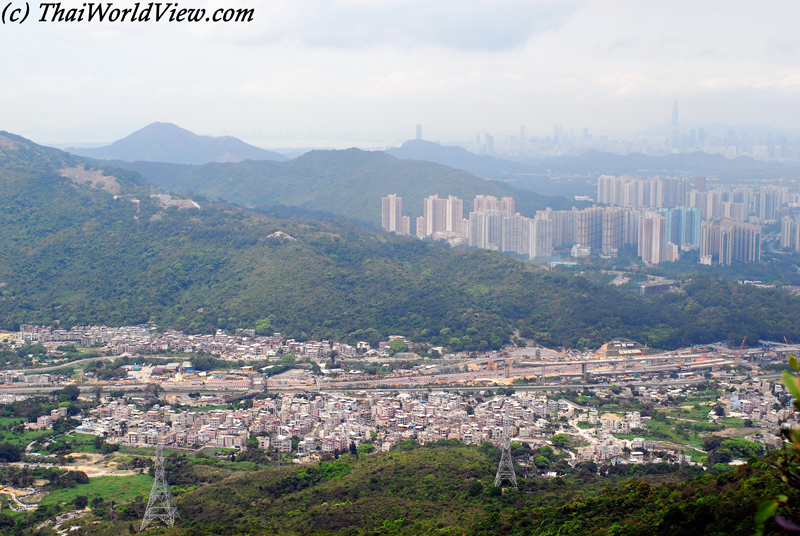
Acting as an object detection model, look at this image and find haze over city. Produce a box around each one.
[2,1,800,148]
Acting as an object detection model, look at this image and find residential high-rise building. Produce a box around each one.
[722,202,746,222]
[530,215,553,259]
[661,206,702,249]
[416,195,466,240]
[601,207,624,255]
[695,174,706,192]
[381,194,409,235]
[781,216,800,253]
[623,208,642,246]
[501,213,530,255]
[416,124,422,140]
[468,211,504,250]
[575,207,603,251]
[537,208,575,247]
[700,220,720,265]
[638,212,678,264]
[719,219,762,266]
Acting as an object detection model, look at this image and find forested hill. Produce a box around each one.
[67,122,288,165]
[90,148,572,226]
[3,131,800,349]
[137,443,796,536]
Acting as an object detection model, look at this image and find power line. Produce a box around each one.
[140,439,180,532]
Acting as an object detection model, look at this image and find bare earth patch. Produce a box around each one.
[59,167,121,195]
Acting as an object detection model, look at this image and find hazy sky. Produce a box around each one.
[2,0,799,144]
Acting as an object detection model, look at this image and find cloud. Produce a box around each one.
[200,0,580,51]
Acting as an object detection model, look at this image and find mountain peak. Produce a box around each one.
[66,123,288,165]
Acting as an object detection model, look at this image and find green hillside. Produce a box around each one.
[97,148,573,226]
[45,442,798,536]
[3,132,800,349]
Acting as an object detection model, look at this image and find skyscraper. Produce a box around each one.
[694,174,706,192]
[381,194,409,235]
[719,219,762,266]
[574,207,603,252]
[415,124,422,140]
[638,212,678,264]
[601,207,624,255]
[417,195,466,240]
[700,220,720,265]
[530,215,553,259]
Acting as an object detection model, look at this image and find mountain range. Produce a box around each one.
[389,140,800,184]
[66,122,288,165]
[96,149,573,226]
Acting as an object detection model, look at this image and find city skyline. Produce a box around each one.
[3,2,800,147]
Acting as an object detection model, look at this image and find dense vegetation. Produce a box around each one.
[3,132,800,349]
[35,441,799,536]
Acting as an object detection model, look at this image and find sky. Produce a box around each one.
[1,0,799,146]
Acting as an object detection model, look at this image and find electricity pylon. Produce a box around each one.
[494,427,518,489]
[140,440,179,532]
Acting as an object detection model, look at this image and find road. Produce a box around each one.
[4,355,116,374]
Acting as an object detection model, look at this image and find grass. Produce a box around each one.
[577,422,600,429]
[38,474,154,508]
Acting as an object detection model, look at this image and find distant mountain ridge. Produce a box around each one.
[93,148,573,226]
[386,139,530,178]
[389,139,799,179]
[515,150,800,179]
[67,122,288,165]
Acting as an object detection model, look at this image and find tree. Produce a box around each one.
[74,495,89,510]
[551,434,570,449]
[349,442,358,456]
[757,354,800,534]
[56,385,80,402]
[388,339,408,355]
[357,444,376,455]
[534,456,551,469]
[144,383,163,399]
[0,443,21,463]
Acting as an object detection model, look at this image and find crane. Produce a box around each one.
[738,336,750,366]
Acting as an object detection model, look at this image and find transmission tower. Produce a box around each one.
[140,440,179,532]
[494,427,518,490]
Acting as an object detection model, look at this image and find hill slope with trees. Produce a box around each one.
[95,148,573,227]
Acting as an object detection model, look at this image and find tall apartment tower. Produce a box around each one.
[381,194,410,235]
[417,195,466,239]
[601,207,624,255]
[501,214,531,256]
[574,207,603,252]
[530,215,554,259]
[416,124,422,140]
[468,211,504,250]
[638,212,678,264]
[699,220,720,265]
[536,208,575,247]
[719,219,762,266]
[781,217,800,253]
[695,174,706,192]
